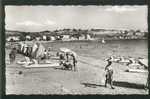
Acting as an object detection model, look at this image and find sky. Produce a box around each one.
[5,5,148,32]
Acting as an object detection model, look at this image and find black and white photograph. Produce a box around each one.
[5,5,148,95]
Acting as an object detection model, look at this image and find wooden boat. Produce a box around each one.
[138,59,148,68]
[127,68,148,73]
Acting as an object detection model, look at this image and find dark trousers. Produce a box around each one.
[9,54,16,63]
[73,62,77,71]
[105,75,114,88]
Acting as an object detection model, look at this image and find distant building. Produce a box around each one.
[70,36,78,41]
[127,31,134,36]
[6,36,20,42]
[79,35,85,40]
[35,37,41,41]
[86,34,92,40]
[43,35,47,41]
[50,36,55,41]
[26,35,31,41]
[62,34,70,41]
[135,32,145,37]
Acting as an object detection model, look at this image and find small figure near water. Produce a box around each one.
[102,38,106,44]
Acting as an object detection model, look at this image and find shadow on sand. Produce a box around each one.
[53,67,64,70]
[81,83,105,88]
[113,81,146,89]
[53,67,73,71]
[81,81,146,90]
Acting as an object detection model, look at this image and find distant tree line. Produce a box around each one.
[5,29,148,42]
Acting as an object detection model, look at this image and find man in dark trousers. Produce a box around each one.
[105,57,115,89]
[145,76,149,90]
[71,53,77,71]
[9,47,17,63]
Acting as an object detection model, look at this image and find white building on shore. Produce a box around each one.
[6,36,20,42]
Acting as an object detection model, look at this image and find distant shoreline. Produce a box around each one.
[6,38,147,44]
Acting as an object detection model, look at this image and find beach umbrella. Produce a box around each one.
[59,47,77,58]
[60,48,72,53]
[70,51,77,58]
[138,59,148,68]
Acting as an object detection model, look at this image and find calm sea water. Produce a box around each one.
[42,39,148,59]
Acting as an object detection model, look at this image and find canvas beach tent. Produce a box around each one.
[35,42,46,59]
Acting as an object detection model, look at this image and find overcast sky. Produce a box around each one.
[5,6,147,32]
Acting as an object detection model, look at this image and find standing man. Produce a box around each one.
[66,52,69,62]
[145,76,149,90]
[71,53,77,71]
[104,57,115,89]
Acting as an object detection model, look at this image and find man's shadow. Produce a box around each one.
[113,81,146,89]
[81,81,146,89]
[81,82,105,88]
[53,67,73,71]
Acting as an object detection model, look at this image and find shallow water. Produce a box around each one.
[42,39,148,59]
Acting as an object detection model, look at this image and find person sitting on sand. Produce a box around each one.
[105,57,115,89]
[63,60,72,70]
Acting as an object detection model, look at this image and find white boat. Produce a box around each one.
[138,59,148,68]
[127,68,148,73]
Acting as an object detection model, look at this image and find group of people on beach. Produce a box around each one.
[8,42,148,90]
[9,41,78,70]
[9,41,46,64]
[58,51,78,71]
